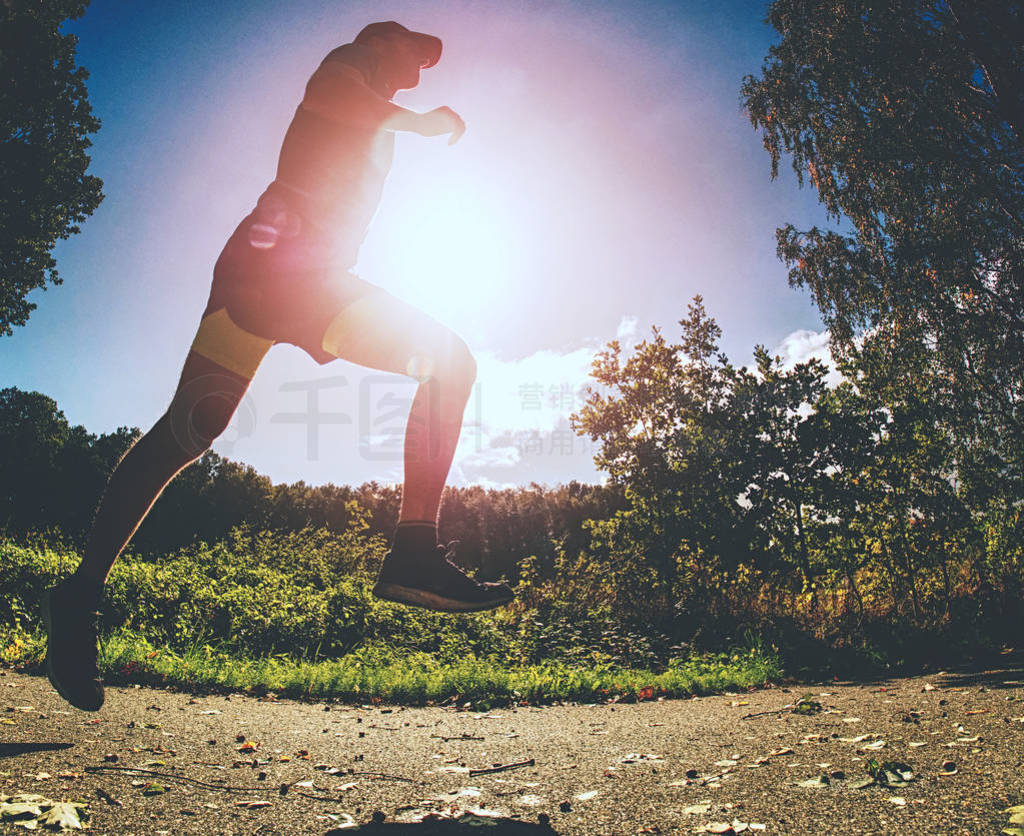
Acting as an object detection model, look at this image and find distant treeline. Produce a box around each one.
[0,385,624,580]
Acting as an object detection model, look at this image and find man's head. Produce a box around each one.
[354,21,442,92]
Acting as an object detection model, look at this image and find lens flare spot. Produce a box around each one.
[248,223,279,249]
[406,354,434,382]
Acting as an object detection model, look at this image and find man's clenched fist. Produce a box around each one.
[417,106,466,144]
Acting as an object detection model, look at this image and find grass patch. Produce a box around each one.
[1,625,781,706]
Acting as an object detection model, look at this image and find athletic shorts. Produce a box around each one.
[188,186,386,379]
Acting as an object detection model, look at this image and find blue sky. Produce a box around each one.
[0,0,833,488]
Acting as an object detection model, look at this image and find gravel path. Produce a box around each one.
[3,662,1024,834]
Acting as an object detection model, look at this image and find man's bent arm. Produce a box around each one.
[301,62,463,140]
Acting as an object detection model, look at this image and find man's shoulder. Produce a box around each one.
[319,43,377,83]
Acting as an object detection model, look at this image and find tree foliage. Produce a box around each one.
[569,295,1022,645]
[0,0,103,335]
[571,296,847,622]
[741,0,1024,487]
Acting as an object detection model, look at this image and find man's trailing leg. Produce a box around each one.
[42,352,254,710]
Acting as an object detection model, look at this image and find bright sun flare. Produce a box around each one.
[365,151,525,326]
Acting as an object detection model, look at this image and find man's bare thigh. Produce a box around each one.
[321,288,470,381]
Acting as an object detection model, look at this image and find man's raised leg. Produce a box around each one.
[320,289,514,611]
[43,350,263,710]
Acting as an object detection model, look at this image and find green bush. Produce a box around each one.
[0,528,749,674]
[0,527,789,702]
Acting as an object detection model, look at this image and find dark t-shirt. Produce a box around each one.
[273,43,396,252]
[202,44,396,353]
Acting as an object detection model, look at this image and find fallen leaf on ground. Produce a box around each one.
[319,811,357,829]
[792,695,823,715]
[0,794,46,822]
[38,802,86,830]
[619,753,663,764]
[314,764,344,775]
[867,759,915,787]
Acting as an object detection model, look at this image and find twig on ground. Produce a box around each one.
[431,734,485,742]
[85,764,276,793]
[85,764,418,790]
[350,771,416,782]
[741,708,792,720]
[468,758,535,776]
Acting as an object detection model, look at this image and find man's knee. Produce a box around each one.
[164,391,237,458]
[405,329,476,388]
[430,334,476,388]
[452,337,477,385]
[165,355,249,457]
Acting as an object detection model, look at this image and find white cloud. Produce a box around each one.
[769,328,843,387]
[447,316,639,486]
[616,314,641,351]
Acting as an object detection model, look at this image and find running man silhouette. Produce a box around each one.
[41,21,514,712]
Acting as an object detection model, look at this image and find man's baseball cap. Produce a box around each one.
[354,21,443,68]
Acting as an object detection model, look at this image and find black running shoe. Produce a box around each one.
[40,581,104,711]
[373,540,515,612]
